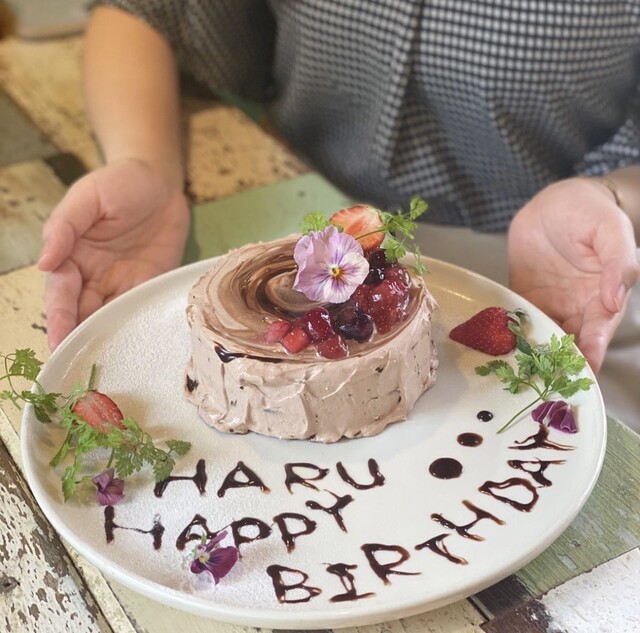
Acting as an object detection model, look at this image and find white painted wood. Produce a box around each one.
[542,548,640,633]
[0,161,66,273]
[0,441,108,632]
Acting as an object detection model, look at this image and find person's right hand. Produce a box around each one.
[38,158,190,351]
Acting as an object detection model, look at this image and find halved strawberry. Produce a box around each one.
[330,205,384,252]
[449,307,518,356]
[72,390,126,433]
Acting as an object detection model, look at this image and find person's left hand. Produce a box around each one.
[508,177,640,372]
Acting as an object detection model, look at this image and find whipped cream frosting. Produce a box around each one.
[185,236,438,442]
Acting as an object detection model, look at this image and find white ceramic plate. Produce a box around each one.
[21,258,606,629]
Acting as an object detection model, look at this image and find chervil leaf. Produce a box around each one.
[557,377,593,399]
[62,464,78,502]
[0,350,60,421]
[383,234,407,262]
[152,454,176,482]
[8,348,43,381]
[166,439,192,456]
[409,197,428,220]
[301,212,331,234]
[31,392,59,423]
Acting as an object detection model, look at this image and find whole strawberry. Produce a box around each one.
[449,307,521,356]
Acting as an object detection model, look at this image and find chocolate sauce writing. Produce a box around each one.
[100,428,574,605]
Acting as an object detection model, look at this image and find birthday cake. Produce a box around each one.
[185,204,438,442]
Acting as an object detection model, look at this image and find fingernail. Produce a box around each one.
[615,282,628,311]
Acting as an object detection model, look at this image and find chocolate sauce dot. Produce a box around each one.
[429,458,463,479]
[477,410,493,422]
[457,433,483,447]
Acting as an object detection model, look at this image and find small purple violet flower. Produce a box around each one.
[532,400,578,434]
[293,225,369,303]
[92,468,125,506]
[190,530,239,584]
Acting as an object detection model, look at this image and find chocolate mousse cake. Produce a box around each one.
[185,228,438,443]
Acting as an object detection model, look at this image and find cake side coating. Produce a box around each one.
[185,236,438,442]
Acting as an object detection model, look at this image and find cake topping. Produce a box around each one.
[300,198,429,274]
[329,205,385,252]
[293,225,369,303]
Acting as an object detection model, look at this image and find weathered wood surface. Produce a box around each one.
[0,91,56,167]
[0,35,307,205]
[0,434,112,632]
[0,159,66,273]
[541,548,640,632]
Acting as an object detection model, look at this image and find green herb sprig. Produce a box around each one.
[1,348,59,423]
[2,349,192,501]
[301,197,429,273]
[475,330,593,434]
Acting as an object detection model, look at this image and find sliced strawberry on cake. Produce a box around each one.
[330,205,385,253]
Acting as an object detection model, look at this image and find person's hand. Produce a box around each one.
[38,158,190,351]
[508,177,640,372]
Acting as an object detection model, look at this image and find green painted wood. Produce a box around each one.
[516,417,640,596]
[183,173,352,263]
[0,92,57,167]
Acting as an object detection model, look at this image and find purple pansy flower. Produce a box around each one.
[532,400,578,434]
[92,468,125,506]
[190,530,239,584]
[293,226,369,303]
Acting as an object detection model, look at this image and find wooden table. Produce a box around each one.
[1,33,639,633]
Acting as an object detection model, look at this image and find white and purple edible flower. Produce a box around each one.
[293,225,369,304]
[532,400,577,434]
[92,468,125,506]
[190,530,239,584]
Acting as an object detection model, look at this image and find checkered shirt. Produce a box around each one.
[95,0,640,231]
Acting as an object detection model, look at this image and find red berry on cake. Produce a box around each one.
[265,319,292,343]
[449,307,518,355]
[281,326,311,354]
[330,205,385,252]
[299,307,334,342]
[316,333,349,359]
[72,390,126,433]
[354,276,410,334]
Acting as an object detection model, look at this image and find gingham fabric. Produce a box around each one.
[95,0,640,231]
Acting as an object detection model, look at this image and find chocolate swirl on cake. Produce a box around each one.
[193,236,430,362]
